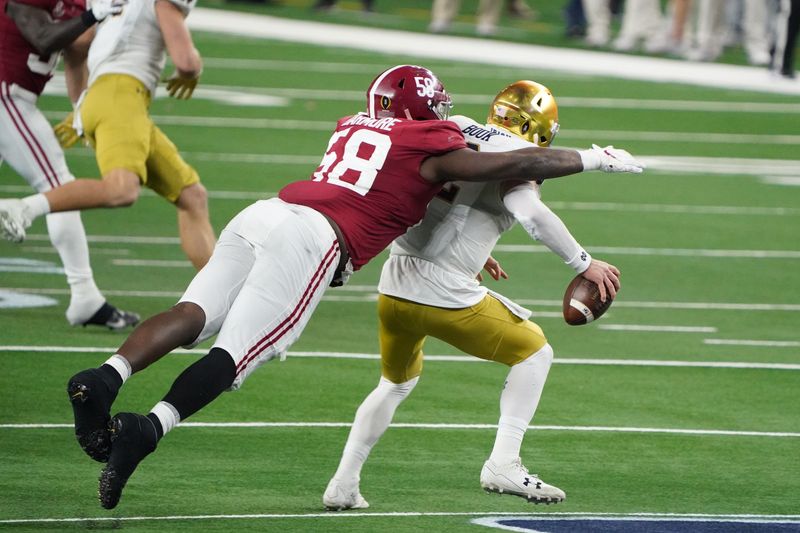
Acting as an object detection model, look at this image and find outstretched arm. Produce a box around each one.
[421,144,643,184]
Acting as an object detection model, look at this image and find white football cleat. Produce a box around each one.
[480,458,566,504]
[0,199,32,243]
[323,477,370,511]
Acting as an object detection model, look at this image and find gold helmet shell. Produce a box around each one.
[488,80,559,147]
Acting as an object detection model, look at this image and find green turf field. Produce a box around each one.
[1,18,799,533]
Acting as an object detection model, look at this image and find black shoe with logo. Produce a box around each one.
[98,413,159,509]
[67,369,117,462]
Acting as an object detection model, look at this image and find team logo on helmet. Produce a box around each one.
[366,65,452,121]
[488,80,559,147]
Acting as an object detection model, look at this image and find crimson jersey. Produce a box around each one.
[0,0,86,95]
[279,114,467,270]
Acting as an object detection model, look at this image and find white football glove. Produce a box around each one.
[579,144,645,174]
[90,0,126,21]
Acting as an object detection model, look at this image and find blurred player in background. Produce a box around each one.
[323,81,621,510]
[0,0,139,329]
[0,0,215,269]
[63,65,642,509]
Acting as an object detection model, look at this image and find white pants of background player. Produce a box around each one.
[180,198,342,390]
[0,81,105,324]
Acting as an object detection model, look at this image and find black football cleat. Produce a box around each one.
[83,302,140,331]
[67,369,117,462]
[98,413,159,509]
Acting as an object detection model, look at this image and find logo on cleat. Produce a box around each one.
[522,477,542,489]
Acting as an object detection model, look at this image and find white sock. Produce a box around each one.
[104,354,132,384]
[46,211,105,324]
[22,193,50,218]
[332,376,418,483]
[150,401,180,437]
[489,343,553,465]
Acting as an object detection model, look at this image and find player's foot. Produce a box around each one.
[83,302,140,331]
[67,369,118,462]
[323,477,369,511]
[98,413,159,509]
[0,199,32,243]
[480,458,565,504]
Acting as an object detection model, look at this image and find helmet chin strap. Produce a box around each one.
[403,108,413,119]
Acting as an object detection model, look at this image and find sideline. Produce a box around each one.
[188,8,800,96]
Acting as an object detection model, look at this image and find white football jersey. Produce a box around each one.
[378,115,537,311]
[87,0,194,94]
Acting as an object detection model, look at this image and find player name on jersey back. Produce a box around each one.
[340,114,401,131]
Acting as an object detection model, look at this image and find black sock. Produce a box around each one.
[162,347,236,421]
[146,413,164,440]
[98,364,123,393]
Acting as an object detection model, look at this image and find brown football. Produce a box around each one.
[562,274,613,326]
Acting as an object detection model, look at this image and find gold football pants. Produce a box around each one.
[378,293,547,384]
[80,74,199,203]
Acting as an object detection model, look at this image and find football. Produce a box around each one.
[562,274,613,325]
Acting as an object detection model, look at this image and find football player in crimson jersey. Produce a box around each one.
[323,81,624,510]
[63,65,643,510]
[0,0,139,329]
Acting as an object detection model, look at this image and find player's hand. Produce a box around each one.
[478,255,508,282]
[580,144,645,174]
[53,112,80,149]
[90,0,127,21]
[166,72,200,100]
[581,259,620,302]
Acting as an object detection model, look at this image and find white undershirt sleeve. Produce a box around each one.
[502,184,592,273]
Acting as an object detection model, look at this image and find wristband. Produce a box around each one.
[566,249,592,273]
[577,148,600,171]
[81,9,98,26]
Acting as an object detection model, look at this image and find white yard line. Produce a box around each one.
[704,339,800,348]
[2,511,798,526]
[112,259,191,268]
[3,286,799,312]
[8,185,798,215]
[17,236,800,260]
[37,110,800,142]
[8,143,800,177]
[1,345,798,370]
[597,324,717,333]
[493,244,800,258]
[1,421,798,438]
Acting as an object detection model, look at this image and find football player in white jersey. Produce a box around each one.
[0,0,140,329]
[0,0,215,269]
[323,81,621,510]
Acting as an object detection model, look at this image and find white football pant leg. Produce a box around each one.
[0,81,104,322]
[489,343,553,465]
[331,376,419,484]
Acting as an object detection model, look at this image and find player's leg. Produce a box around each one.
[425,295,565,503]
[324,294,425,511]
[1,75,150,233]
[0,82,137,328]
[67,223,256,463]
[146,124,215,269]
[97,201,341,508]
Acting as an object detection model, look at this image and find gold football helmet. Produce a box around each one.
[488,80,559,147]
